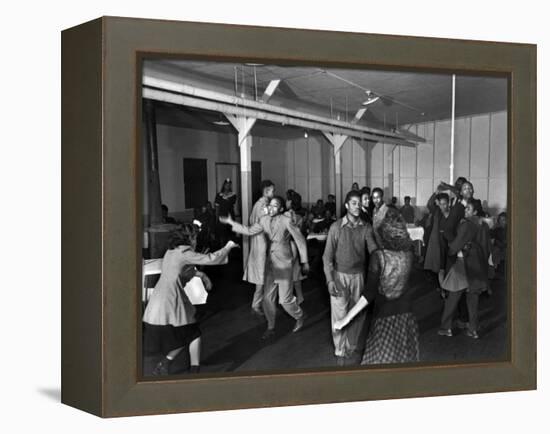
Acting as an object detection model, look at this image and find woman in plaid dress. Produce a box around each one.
[333,213,419,365]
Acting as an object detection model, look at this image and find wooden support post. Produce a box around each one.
[334,147,343,218]
[239,135,253,269]
[225,113,258,269]
[322,132,349,218]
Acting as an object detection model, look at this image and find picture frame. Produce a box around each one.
[61,16,536,417]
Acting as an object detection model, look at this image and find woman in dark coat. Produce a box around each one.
[442,180,474,244]
[424,192,451,293]
[333,213,419,365]
[438,199,490,339]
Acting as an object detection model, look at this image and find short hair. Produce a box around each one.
[455,177,468,189]
[404,196,411,201]
[328,194,335,200]
[360,187,370,197]
[271,195,286,211]
[261,180,275,192]
[436,192,450,202]
[498,211,507,219]
[161,204,168,211]
[372,187,384,197]
[168,224,198,249]
[466,198,483,216]
[345,189,361,203]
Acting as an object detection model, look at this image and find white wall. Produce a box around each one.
[144,125,292,220]
[385,110,507,215]
[147,109,507,220]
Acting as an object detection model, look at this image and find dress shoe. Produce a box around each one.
[292,314,307,333]
[188,365,201,374]
[336,356,346,367]
[152,357,171,376]
[251,307,265,318]
[261,328,275,340]
[437,328,453,337]
[465,329,480,339]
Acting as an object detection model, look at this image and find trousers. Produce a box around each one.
[263,272,303,330]
[440,289,479,332]
[330,271,366,357]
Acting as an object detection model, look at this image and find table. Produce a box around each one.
[406,225,425,243]
[142,258,163,302]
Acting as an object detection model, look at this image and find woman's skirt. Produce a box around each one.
[441,257,469,292]
[143,322,201,356]
[361,312,419,365]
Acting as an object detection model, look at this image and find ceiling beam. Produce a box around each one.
[143,75,423,142]
[143,88,418,147]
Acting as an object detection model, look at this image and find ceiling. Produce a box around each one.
[143,59,507,137]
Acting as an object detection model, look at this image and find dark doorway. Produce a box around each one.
[251,161,262,204]
[183,158,208,209]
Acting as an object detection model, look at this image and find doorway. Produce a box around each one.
[251,161,262,204]
[183,158,208,210]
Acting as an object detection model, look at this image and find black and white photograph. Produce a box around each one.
[140,59,508,377]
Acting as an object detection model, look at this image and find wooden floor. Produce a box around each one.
[142,250,508,377]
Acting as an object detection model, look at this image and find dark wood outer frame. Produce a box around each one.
[61,16,536,417]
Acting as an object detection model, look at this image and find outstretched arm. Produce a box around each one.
[220,215,264,236]
[182,241,238,265]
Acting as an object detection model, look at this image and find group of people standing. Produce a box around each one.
[221,182,421,367]
[142,175,505,376]
[422,177,500,339]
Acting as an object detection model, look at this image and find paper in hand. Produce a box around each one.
[184,276,209,305]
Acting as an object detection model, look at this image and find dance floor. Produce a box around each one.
[142,249,508,376]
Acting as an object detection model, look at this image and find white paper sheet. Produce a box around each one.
[184,276,208,305]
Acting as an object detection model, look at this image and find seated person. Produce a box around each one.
[400,196,416,224]
[325,194,336,217]
[312,199,325,218]
[314,209,337,233]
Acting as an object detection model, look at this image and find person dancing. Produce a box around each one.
[333,213,419,365]
[143,224,239,376]
[323,190,377,365]
[221,196,309,340]
[284,191,307,305]
[438,199,490,339]
[244,180,275,317]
